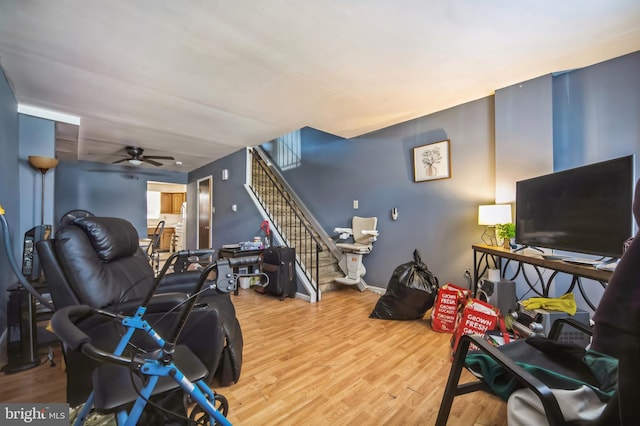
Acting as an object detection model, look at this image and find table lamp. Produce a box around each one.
[478,204,512,246]
[28,155,59,225]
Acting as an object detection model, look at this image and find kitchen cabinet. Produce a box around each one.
[160,193,172,214]
[160,192,185,214]
[171,193,185,214]
[160,228,175,251]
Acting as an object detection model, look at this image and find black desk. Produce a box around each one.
[472,244,612,310]
[218,248,263,295]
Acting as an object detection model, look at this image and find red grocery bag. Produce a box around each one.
[450,298,500,357]
[431,283,470,333]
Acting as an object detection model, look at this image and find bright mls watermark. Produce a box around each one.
[1,403,68,425]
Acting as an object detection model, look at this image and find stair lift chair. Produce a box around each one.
[334,216,379,291]
[36,216,243,406]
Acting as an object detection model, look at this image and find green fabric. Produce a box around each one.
[465,349,617,402]
[584,351,618,393]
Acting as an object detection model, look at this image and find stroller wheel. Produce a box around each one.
[188,394,229,425]
[214,393,229,417]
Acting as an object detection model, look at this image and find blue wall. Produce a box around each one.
[55,160,187,237]
[553,51,640,172]
[187,149,264,250]
[188,97,497,289]
[495,74,554,203]
[0,67,19,333]
[276,97,496,289]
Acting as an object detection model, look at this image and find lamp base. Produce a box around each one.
[481,226,497,246]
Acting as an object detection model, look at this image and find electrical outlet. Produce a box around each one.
[464,269,472,288]
[353,200,359,209]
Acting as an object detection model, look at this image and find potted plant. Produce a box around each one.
[496,223,516,249]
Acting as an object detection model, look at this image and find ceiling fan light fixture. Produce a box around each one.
[128,159,142,166]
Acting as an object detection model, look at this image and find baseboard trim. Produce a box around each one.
[366,286,385,295]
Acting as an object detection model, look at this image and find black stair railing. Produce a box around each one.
[249,148,321,302]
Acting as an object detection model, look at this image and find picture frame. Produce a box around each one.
[412,139,451,182]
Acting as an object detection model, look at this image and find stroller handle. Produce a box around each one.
[182,248,217,258]
[51,305,149,368]
[51,305,94,351]
[226,255,262,269]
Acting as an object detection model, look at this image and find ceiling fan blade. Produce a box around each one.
[143,158,163,166]
[112,158,128,164]
[144,155,175,160]
[87,152,128,157]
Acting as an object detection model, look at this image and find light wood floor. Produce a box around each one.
[0,288,507,425]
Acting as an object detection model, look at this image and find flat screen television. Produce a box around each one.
[515,155,634,258]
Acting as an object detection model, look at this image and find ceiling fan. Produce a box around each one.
[112,146,175,167]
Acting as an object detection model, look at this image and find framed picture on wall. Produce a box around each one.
[412,140,451,182]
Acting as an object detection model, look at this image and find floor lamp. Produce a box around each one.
[3,156,60,374]
[28,155,59,226]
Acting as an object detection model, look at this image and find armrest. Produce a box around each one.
[437,334,565,426]
[145,292,189,313]
[333,227,353,240]
[547,317,593,341]
[109,292,189,315]
[51,305,95,351]
[462,335,565,425]
[157,270,203,294]
[360,229,379,242]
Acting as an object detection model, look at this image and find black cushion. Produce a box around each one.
[73,217,140,262]
[592,178,640,339]
[54,218,153,309]
[590,178,640,424]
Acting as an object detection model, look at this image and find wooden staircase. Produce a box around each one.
[248,148,345,298]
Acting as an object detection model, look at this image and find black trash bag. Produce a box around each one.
[369,250,440,320]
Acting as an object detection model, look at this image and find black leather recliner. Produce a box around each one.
[37,216,243,406]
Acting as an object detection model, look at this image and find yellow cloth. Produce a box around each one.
[521,293,577,315]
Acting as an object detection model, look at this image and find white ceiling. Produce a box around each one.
[1,1,639,172]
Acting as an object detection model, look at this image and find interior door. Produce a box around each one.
[197,176,212,249]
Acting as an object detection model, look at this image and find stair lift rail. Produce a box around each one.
[51,250,261,426]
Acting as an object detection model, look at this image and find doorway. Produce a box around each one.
[197,176,212,249]
[146,181,187,253]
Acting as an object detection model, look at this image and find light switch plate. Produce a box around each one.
[353,200,359,209]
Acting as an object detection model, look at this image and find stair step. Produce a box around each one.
[251,151,349,301]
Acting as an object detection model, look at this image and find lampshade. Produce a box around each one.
[28,155,59,226]
[28,155,59,172]
[128,159,143,166]
[478,204,512,225]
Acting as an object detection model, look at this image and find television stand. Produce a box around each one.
[472,244,612,311]
[512,245,543,253]
[562,257,601,266]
